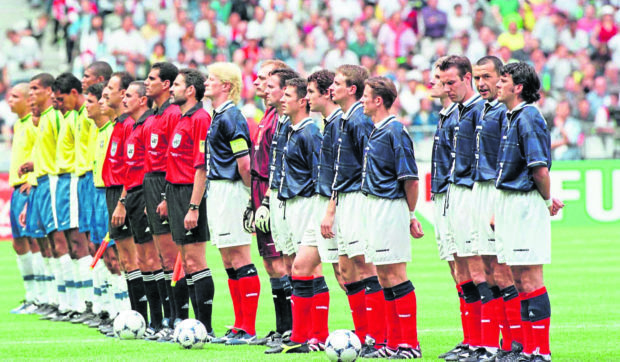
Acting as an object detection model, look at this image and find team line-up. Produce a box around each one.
[8,55,562,361]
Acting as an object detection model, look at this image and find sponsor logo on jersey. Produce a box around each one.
[150,133,158,148]
[127,144,135,159]
[172,134,182,148]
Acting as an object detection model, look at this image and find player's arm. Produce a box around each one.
[184,167,206,230]
[321,197,337,239]
[404,179,424,238]
[111,187,128,227]
[532,166,563,216]
[236,154,251,187]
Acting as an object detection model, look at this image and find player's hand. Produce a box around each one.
[243,199,255,233]
[410,218,424,238]
[549,197,565,216]
[254,196,270,233]
[19,207,27,227]
[111,204,126,228]
[489,214,495,231]
[184,209,199,230]
[19,183,32,195]
[321,211,335,239]
[18,162,34,177]
[156,200,168,219]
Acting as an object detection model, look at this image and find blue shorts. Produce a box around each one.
[91,187,111,245]
[55,173,79,231]
[10,186,29,238]
[78,172,94,233]
[30,176,58,236]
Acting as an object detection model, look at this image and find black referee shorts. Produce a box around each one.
[126,186,153,244]
[166,183,209,245]
[105,186,133,241]
[143,172,171,235]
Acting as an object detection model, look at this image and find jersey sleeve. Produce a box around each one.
[394,126,419,180]
[303,126,323,181]
[519,112,551,169]
[227,111,251,158]
[351,116,373,158]
[193,114,210,169]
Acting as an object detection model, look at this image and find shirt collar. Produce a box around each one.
[291,117,314,131]
[342,101,362,120]
[133,109,155,128]
[278,114,289,124]
[213,100,235,115]
[439,102,457,117]
[324,108,343,124]
[506,101,529,121]
[374,115,396,129]
[99,120,114,132]
[182,101,203,118]
[459,94,482,110]
[115,113,130,124]
[19,113,32,123]
[155,99,172,116]
[41,106,54,118]
[78,103,86,116]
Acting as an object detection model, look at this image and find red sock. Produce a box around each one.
[346,288,368,342]
[311,289,330,342]
[291,276,314,343]
[520,292,534,354]
[527,287,551,355]
[467,300,482,347]
[481,298,500,348]
[395,289,418,348]
[503,290,523,346]
[365,290,386,345]
[457,284,469,345]
[238,275,260,335]
[227,278,243,330]
[496,297,513,350]
[384,294,401,350]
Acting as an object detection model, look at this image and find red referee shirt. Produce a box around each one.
[125,109,155,191]
[143,99,181,173]
[166,102,211,185]
[250,106,277,180]
[102,114,134,187]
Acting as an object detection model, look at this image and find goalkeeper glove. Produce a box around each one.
[243,199,255,233]
[255,196,271,233]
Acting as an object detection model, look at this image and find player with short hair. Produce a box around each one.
[495,62,560,362]
[265,77,324,354]
[437,55,485,360]
[360,76,423,359]
[82,61,113,93]
[166,68,213,337]
[144,62,187,341]
[203,62,258,345]
[245,59,293,347]
[320,65,385,353]
[121,80,166,338]
[8,83,42,315]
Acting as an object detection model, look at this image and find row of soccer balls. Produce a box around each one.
[113,310,362,361]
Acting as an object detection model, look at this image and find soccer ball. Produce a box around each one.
[175,319,208,349]
[113,310,146,340]
[325,329,362,362]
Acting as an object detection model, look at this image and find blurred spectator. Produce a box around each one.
[592,5,618,47]
[329,0,362,23]
[546,44,577,90]
[576,97,595,124]
[591,92,619,158]
[4,29,41,76]
[296,34,323,73]
[448,3,472,37]
[398,70,427,118]
[560,18,589,53]
[349,27,376,60]
[490,0,521,30]
[324,37,359,70]
[587,76,609,114]
[532,4,560,54]
[377,12,416,58]
[420,0,448,39]
[577,4,599,33]
[498,21,525,52]
[551,100,583,160]
[410,97,439,141]
[109,15,147,67]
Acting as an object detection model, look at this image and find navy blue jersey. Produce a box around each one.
[205,101,251,181]
[316,108,343,197]
[496,102,551,192]
[278,118,322,200]
[448,94,484,188]
[431,103,458,194]
[473,100,507,182]
[361,116,418,199]
[268,115,291,190]
[331,102,374,194]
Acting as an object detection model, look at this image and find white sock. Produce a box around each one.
[92,262,102,315]
[77,255,93,311]
[16,252,35,303]
[44,257,57,306]
[53,257,67,311]
[58,254,76,312]
[31,252,47,304]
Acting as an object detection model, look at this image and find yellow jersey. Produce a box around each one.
[9,113,36,187]
[93,120,114,188]
[57,109,77,174]
[34,106,63,178]
[86,120,98,176]
[75,104,93,176]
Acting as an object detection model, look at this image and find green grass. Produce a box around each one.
[0,219,618,361]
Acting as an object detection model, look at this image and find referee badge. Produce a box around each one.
[172,133,182,148]
[110,141,118,156]
[150,133,158,148]
[127,144,135,159]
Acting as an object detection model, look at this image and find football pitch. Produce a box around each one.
[0,219,618,361]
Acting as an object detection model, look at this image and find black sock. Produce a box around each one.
[164,270,176,323]
[192,268,214,333]
[476,281,494,304]
[270,277,286,334]
[125,270,139,311]
[362,275,382,295]
[279,275,293,332]
[173,276,190,321]
[461,280,481,304]
[313,276,329,295]
[155,270,170,321]
[126,269,148,324]
[186,273,198,321]
[143,271,163,329]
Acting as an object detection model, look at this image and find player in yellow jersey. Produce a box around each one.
[8,83,44,315]
[20,73,74,321]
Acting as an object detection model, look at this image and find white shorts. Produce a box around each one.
[278,196,314,256]
[432,193,455,261]
[446,184,475,257]
[471,181,498,255]
[494,189,551,265]
[335,192,368,258]
[301,195,339,263]
[269,189,287,253]
[206,180,252,248]
[364,195,412,265]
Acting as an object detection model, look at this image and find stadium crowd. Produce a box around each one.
[0,0,619,159]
